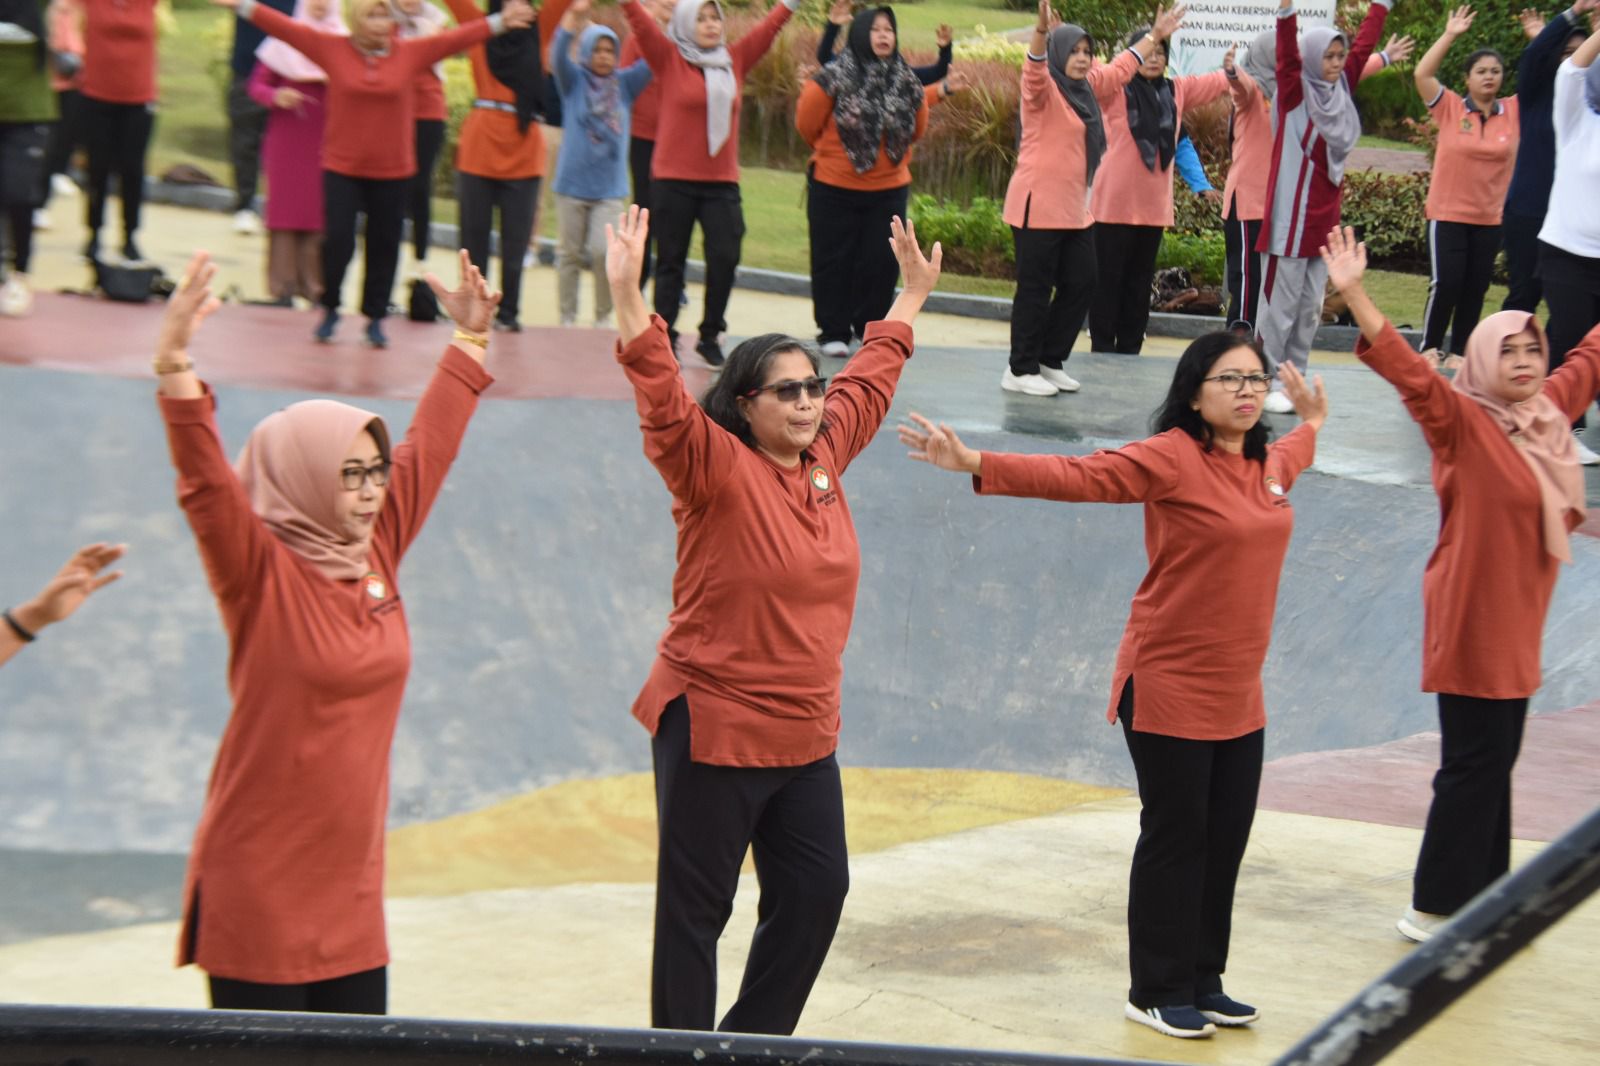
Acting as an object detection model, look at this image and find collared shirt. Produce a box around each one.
[1426,88,1519,226]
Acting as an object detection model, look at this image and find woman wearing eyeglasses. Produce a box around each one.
[604,204,940,1035]
[898,333,1326,1040]
[155,248,500,1014]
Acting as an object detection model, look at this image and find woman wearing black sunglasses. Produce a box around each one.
[898,332,1327,1040]
[604,204,940,1035]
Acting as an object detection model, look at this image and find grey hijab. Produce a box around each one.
[668,0,737,157]
[1299,25,1361,184]
[1046,24,1107,185]
[1241,28,1276,102]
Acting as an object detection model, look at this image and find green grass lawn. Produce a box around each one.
[1356,133,1423,152]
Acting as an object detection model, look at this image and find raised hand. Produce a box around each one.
[157,251,222,363]
[1153,4,1187,41]
[829,0,850,25]
[606,204,650,289]
[1516,7,1545,38]
[889,215,940,295]
[1278,363,1327,429]
[936,23,953,47]
[1036,0,1053,34]
[502,0,534,30]
[1444,5,1475,35]
[898,413,980,474]
[12,544,127,634]
[1381,33,1415,64]
[1222,40,1237,73]
[1319,225,1367,293]
[427,249,501,335]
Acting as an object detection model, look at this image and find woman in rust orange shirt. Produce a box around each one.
[155,249,501,1013]
[1321,226,1600,944]
[605,205,940,1035]
[900,329,1327,1040]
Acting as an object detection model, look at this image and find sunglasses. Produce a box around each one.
[744,377,828,403]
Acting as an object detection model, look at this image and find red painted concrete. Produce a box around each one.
[0,292,713,402]
[1258,700,1600,842]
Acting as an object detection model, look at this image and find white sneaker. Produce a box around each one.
[232,209,261,235]
[1397,906,1449,943]
[523,248,535,269]
[1264,390,1295,414]
[1001,369,1059,396]
[51,173,78,197]
[0,275,33,317]
[1039,366,1081,392]
[1574,431,1600,467]
[593,313,613,330]
[31,209,50,230]
[820,340,849,358]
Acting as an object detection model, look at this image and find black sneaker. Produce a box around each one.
[1196,992,1259,1026]
[363,319,388,349]
[696,337,724,367]
[121,239,143,263]
[314,309,340,344]
[1124,1002,1216,1039]
[493,317,521,333]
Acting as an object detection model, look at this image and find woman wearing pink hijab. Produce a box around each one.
[248,0,347,304]
[1322,225,1600,945]
[154,248,501,1013]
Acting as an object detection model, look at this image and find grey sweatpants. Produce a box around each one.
[556,194,624,325]
[1258,253,1328,386]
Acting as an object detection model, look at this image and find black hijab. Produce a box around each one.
[812,7,924,174]
[487,0,542,133]
[1123,27,1176,172]
[1045,23,1106,186]
[0,0,48,71]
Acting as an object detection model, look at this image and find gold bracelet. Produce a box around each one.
[152,359,194,375]
[452,328,489,349]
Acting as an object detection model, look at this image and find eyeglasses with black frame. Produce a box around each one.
[1203,372,1273,394]
[339,462,392,491]
[744,377,828,403]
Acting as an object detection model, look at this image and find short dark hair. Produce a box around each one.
[699,333,824,448]
[1464,47,1504,76]
[1150,332,1272,462]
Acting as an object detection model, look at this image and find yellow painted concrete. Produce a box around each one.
[386,769,1126,896]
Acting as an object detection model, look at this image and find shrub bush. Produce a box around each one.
[1354,65,1426,140]
[907,193,1014,279]
[1340,169,1431,268]
[1155,230,1225,286]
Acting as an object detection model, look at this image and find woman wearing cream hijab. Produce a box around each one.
[1322,225,1600,945]
[155,248,502,1013]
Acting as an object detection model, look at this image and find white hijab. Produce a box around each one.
[255,0,348,84]
[667,0,736,157]
[1298,25,1361,184]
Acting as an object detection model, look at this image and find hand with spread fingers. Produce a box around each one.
[897,412,982,474]
[426,248,502,342]
[1277,363,1328,430]
[2,543,127,668]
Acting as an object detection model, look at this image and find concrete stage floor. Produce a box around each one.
[2,204,1599,1064]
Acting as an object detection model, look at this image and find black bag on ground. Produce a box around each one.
[407,277,441,321]
[93,259,172,303]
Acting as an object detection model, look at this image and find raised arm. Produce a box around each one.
[621,0,674,70]
[912,24,953,84]
[1416,6,1475,106]
[622,57,654,100]
[404,5,519,70]
[817,0,845,65]
[1089,4,1182,100]
[1,545,125,670]
[605,206,744,505]
[1519,3,1594,106]
[1276,0,1302,105]
[1322,226,1463,452]
[731,0,798,76]
[551,24,579,93]
[1345,0,1394,91]
[223,0,339,69]
[795,79,833,144]
[1544,323,1600,422]
[1176,68,1231,113]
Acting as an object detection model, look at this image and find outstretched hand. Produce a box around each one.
[829,0,851,26]
[1444,5,1475,36]
[1152,4,1187,41]
[1319,225,1367,293]
[898,413,981,474]
[502,0,535,30]
[157,251,222,360]
[936,23,953,47]
[1277,363,1327,429]
[889,216,941,295]
[426,248,502,334]
[16,543,127,632]
[1222,40,1237,73]
[1381,33,1415,64]
[606,204,650,289]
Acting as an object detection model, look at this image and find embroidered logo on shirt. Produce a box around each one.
[365,572,387,600]
[1265,476,1286,497]
[810,466,832,492]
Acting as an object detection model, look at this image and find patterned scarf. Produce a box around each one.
[812,7,923,174]
[578,24,623,160]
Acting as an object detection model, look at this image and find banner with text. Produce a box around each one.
[1168,0,1337,76]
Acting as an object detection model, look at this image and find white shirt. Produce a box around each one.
[1538,59,1600,258]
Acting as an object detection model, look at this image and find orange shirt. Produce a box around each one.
[975,424,1318,740]
[1425,89,1520,226]
[49,0,85,93]
[618,315,913,766]
[796,80,938,192]
[166,347,492,984]
[621,33,660,141]
[1222,69,1272,221]
[1091,69,1230,227]
[1003,49,1141,231]
[82,0,156,104]
[441,0,570,179]
[1357,322,1600,698]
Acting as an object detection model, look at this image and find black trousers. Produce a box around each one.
[1500,209,1544,313]
[651,179,743,343]
[1412,693,1529,915]
[0,122,48,274]
[209,966,387,1014]
[1008,223,1095,376]
[1118,679,1262,1009]
[322,170,408,320]
[457,171,539,327]
[629,135,655,287]
[1090,222,1165,354]
[83,97,154,241]
[44,89,84,192]
[651,697,848,1035]
[1423,220,1501,355]
[806,175,907,345]
[227,72,269,213]
[1540,241,1600,431]
[1223,209,1264,332]
[409,119,446,258]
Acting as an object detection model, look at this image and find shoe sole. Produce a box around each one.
[1123,1003,1215,1039]
[1396,917,1434,943]
[1001,382,1058,397]
[1199,1009,1259,1027]
[1043,380,1081,393]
